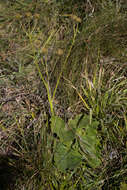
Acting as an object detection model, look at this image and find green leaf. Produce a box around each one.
[78,115,90,129]
[50,116,75,146]
[54,142,82,172]
[68,114,82,129]
[51,115,101,170]
[50,116,65,138]
[61,129,75,146]
[77,118,101,168]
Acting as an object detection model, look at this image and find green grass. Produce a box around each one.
[0,0,127,189]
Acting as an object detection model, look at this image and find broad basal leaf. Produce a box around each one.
[54,142,82,172]
[76,118,101,168]
[51,116,75,146]
[68,114,82,129]
[60,129,75,146]
[50,116,65,138]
